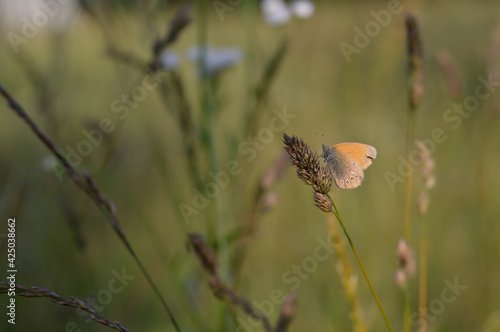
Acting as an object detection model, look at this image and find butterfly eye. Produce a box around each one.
[362,157,366,161]
[350,176,354,181]
[340,180,344,184]
[346,180,350,184]
[352,161,357,166]
[356,169,359,173]
[355,174,359,178]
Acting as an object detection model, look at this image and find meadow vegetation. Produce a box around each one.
[1,1,500,331]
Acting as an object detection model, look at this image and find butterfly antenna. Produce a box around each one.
[315,132,327,146]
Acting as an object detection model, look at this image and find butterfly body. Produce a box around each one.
[322,142,377,189]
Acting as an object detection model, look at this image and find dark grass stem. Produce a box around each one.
[189,233,298,332]
[188,233,274,332]
[404,12,423,242]
[230,153,289,291]
[404,13,423,332]
[326,194,394,332]
[243,38,289,141]
[106,6,199,190]
[230,183,265,290]
[0,83,181,332]
[227,37,289,168]
[157,75,202,189]
[0,282,130,332]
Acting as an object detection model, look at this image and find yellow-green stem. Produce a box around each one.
[326,215,367,332]
[403,104,416,332]
[196,1,230,330]
[404,111,415,242]
[326,194,393,332]
[404,285,411,332]
[418,215,429,332]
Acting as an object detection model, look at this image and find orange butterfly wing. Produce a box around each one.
[331,143,377,170]
[323,142,377,190]
[330,152,364,189]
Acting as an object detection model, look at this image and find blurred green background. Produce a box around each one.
[1,0,500,331]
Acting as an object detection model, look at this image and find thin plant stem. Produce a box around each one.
[402,113,414,332]
[196,0,228,280]
[418,215,429,332]
[157,77,202,190]
[404,285,411,332]
[403,112,415,242]
[0,83,181,332]
[326,214,367,332]
[188,233,275,332]
[326,194,394,332]
[196,1,230,330]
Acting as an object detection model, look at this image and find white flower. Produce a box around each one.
[260,0,291,26]
[188,45,243,77]
[290,0,315,19]
[159,50,180,71]
[260,0,315,26]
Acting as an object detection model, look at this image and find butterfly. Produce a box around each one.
[322,142,377,189]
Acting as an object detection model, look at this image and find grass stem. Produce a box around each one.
[418,215,429,332]
[196,1,231,329]
[403,112,415,242]
[402,112,415,332]
[326,194,393,332]
[326,214,367,332]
